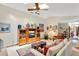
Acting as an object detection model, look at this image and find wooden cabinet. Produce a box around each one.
[26,37,40,44]
[18,38,26,46]
[18,28,41,46]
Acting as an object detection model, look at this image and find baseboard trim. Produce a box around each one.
[5,44,18,48]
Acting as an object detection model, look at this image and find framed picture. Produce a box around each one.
[39,24,44,31]
[0,23,10,33]
[53,25,57,30]
[18,24,22,29]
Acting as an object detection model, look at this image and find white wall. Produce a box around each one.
[43,16,79,34]
[0,4,44,47]
[44,16,79,28]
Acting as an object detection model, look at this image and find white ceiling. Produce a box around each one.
[1,3,79,18]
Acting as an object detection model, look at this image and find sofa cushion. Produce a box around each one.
[46,41,64,56]
[16,47,31,56]
[63,38,68,45]
[23,52,35,56]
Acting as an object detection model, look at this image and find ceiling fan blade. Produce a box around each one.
[40,9,48,10]
[27,8,35,11]
[35,3,40,10]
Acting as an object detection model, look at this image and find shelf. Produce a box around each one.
[18,26,44,46]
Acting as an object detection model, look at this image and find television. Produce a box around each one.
[29,33,35,38]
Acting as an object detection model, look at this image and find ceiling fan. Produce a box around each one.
[27,3,49,15]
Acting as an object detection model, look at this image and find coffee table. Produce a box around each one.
[31,41,46,54]
[31,41,46,49]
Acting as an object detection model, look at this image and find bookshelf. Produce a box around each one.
[18,27,42,46]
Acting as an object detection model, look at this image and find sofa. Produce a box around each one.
[16,45,44,56]
[46,38,68,56]
[56,40,71,56]
[7,38,68,56]
[7,44,44,56]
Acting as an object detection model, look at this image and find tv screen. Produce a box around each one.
[29,33,35,38]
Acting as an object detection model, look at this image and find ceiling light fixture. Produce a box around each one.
[33,4,49,9]
[27,3,49,15]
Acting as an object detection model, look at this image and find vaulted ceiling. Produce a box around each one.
[1,3,79,18]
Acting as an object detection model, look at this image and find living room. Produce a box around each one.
[0,3,79,56]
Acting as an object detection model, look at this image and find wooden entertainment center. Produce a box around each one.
[18,26,44,46]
